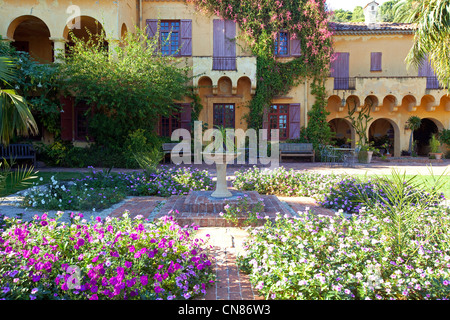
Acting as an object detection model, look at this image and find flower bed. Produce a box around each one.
[22,167,214,211]
[233,166,342,199]
[0,212,214,300]
[238,207,450,300]
[320,177,446,215]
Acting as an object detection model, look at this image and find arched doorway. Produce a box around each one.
[328,118,355,148]
[413,118,443,156]
[369,118,398,156]
[64,16,108,54]
[8,16,52,63]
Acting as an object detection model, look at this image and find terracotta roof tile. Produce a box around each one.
[330,22,416,34]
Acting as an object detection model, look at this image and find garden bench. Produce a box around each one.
[162,142,192,163]
[0,144,36,167]
[279,143,315,162]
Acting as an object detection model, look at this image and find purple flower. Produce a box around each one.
[125,261,132,268]
[77,238,85,246]
[89,294,98,300]
[140,275,148,286]
[32,246,40,255]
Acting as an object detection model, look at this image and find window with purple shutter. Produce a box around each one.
[419,56,440,89]
[370,52,382,71]
[288,104,300,140]
[213,20,236,70]
[180,20,192,56]
[331,52,350,90]
[290,36,301,57]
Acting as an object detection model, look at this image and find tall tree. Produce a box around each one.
[379,0,400,22]
[351,6,365,22]
[395,0,450,90]
[331,9,353,22]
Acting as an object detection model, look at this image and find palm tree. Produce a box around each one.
[0,56,38,146]
[405,115,421,155]
[394,0,450,90]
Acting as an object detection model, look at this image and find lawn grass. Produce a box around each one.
[3,171,85,196]
[356,173,450,199]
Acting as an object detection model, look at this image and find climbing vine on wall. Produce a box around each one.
[187,0,334,131]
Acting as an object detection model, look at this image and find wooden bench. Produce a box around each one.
[162,142,192,163]
[0,144,36,166]
[279,143,315,162]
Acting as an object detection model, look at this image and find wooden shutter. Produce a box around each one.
[180,19,192,56]
[146,19,158,39]
[180,103,192,131]
[288,104,301,140]
[290,36,301,57]
[224,20,236,69]
[370,52,382,71]
[331,52,349,89]
[60,96,74,141]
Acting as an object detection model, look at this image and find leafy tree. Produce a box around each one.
[331,9,353,22]
[0,55,38,146]
[379,0,400,22]
[351,6,365,22]
[395,0,450,90]
[59,27,192,149]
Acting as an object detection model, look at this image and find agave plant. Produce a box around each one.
[0,56,38,146]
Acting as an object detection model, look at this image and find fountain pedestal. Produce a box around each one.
[202,152,239,198]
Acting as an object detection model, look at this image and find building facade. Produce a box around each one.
[1,0,448,157]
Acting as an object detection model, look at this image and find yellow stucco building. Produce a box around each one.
[1,0,448,158]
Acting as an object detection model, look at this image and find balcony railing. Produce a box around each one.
[426,76,444,90]
[212,57,237,71]
[333,77,356,90]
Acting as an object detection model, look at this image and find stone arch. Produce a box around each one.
[121,23,128,39]
[440,95,450,112]
[237,76,252,98]
[327,95,344,113]
[369,118,401,157]
[383,95,400,112]
[7,15,52,63]
[63,16,107,43]
[346,95,361,111]
[401,94,418,112]
[217,76,233,95]
[413,117,444,156]
[198,76,213,97]
[419,94,438,112]
[328,118,356,148]
[364,95,380,112]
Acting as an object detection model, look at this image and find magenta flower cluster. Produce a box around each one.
[0,212,214,300]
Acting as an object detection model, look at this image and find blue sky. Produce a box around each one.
[326,0,390,11]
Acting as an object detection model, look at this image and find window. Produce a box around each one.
[160,20,180,56]
[75,105,89,141]
[268,104,289,140]
[160,111,181,137]
[371,52,382,72]
[275,32,289,56]
[213,104,235,128]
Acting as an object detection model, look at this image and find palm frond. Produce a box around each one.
[0,90,39,145]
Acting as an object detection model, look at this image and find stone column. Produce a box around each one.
[50,38,66,63]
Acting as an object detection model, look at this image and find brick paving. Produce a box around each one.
[105,193,334,301]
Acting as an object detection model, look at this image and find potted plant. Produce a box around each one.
[429,134,443,159]
[357,142,378,164]
[382,141,392,157]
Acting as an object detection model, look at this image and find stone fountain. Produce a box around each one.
[155,141,293,227]
[202,151,239,198]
